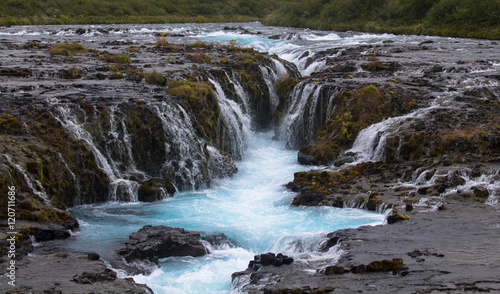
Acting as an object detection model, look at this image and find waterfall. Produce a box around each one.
[209,77,252,160]
[3,154,51,205]
[259,65,280,110]
[227,72,250,115]
[54,106,140,201]
[154,103,209,190]
[278,81,332,148]
[347,94,453,163]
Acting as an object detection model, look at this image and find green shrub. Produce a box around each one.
[48,42,88,55]
[145,71,165,86]
[99,53,131,64]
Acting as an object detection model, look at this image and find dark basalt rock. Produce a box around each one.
[322,265,347,275]
[386,212,410,224]
[247,252,294,270]
[137,178,176,202]
[34,226,71,242]
[72,269,117,284]
[87,252,100,261]
[366,258,406,274]
[350,264,366,273]
[116,225,226,263]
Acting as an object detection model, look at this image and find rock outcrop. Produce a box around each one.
[116,225,210,263]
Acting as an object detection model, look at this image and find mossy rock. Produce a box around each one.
[145,70,165,86]
[324,266,346,275]
[167,79,220,141]
[48,42,89,55]
[366,258,404,272]
[387,213,410,224]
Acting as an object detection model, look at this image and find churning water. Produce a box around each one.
[68,132,384,293]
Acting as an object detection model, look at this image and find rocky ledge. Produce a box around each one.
[0,241,152,294]
[233,198,500,293]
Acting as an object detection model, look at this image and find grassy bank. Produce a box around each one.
[263,0,500,40]
[0,15,258,26]
[1,0,499,39]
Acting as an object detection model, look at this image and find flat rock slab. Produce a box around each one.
[0,249,152,294]
[234,200,500,293]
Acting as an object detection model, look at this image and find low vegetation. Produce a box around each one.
[99,53,131,64]
[167,80,220,140]
[1,0,497,39]
[264,0,500,39]
[48,42,90,55]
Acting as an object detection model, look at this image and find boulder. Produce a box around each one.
[34,226,71,242]
[386,211,410,224]
[246,252,294,270]
[116,225,212,263]
[323,266,346,275]
[472,186,489,202]
[366,258,404,273]
[137,178,176,202]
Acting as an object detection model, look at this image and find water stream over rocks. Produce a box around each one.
[0,22,499,293]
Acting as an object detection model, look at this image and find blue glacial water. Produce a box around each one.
[67,132,385,294]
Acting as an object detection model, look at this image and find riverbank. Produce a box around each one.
[234,198,500,293]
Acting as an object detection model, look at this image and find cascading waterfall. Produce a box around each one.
[259,65,281,109]
[154,103,209,190]
[3,154,51,205]
[278,81,337,148]
[209,77,252,160]
[54,106,139,202]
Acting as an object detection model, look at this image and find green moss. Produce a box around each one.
[187,52,212,63]
[99,53,131,64]
[145,71,165,86]
[300,85,398,164]
[167,80,220,141]
[111,72,123,79]
[38,208,62,222]
[362,60,384,71]
[292,162,383,195]
[48,42,88,55]
[0,113,22,134]
[67,67,81,79]
[235,53,264,66]
[188,41,213,49]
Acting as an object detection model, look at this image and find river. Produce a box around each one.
[2,21,498,293]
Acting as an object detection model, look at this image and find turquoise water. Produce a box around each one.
[68,132,384,293]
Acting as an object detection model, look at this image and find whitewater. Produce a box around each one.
[67,131,384,293]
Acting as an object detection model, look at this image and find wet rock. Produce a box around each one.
[116,225,211,263]
[137,178,176,202]
[472,186,489,202]
[298,150,320,165]
[323,265,346,275]
[72,269,117,284]
[445,190,476,202]
[366,258,404,273]
[34,226,71,242]
[334,156,354,167]
[75,28,86,35]
[247,252,293,269]
[318,235,341,252]
[87,252,100,261]
[386,211,410,224]
[350,264,366,273]
[366,196,377,211]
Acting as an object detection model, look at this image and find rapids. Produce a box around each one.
[67,132,384,293]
